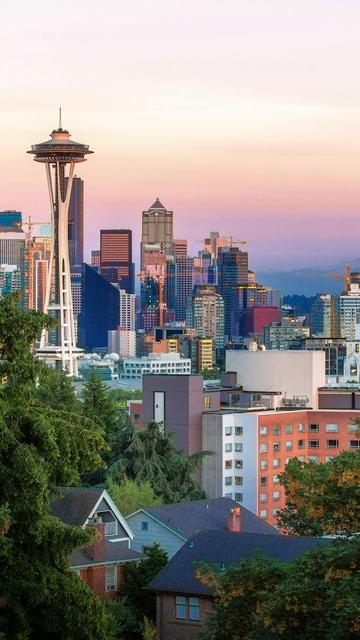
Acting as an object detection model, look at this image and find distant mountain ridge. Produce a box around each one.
[257,262,360,296]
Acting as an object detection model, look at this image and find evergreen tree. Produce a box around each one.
[0,294,113,639]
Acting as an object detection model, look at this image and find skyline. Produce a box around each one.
[2,1,360,269]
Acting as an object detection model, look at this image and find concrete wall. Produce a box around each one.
[127,511,184,559]
[226,350,325,409]
[143,375,210,455]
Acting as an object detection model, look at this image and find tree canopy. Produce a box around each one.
[277,450,360,535]
[0,294,113,639]
[198,538,360,640]
[106,477,162,517]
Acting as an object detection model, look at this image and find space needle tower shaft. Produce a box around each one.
[28,112,93,376]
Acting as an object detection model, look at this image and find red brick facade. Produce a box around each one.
[156,593,214,640]
[79,563,125,599]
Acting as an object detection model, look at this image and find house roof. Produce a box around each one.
[127,497,277,540]
[148,529,331,595]
[51,487,103,526]
[70,540,144,569]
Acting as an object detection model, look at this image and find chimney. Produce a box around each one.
[86,516,106,561]
[227,507,241,533]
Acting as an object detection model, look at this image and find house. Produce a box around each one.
[126,497,277,558]
[148,529,331,640]
[51,487,144,598]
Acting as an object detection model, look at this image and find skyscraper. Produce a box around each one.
[28,116,93,376]
[141,198,174,268]
[66,175,84,269]
[174,239,188,258]
[217,246,248,342]
[100,229,134,293]
[175,256,194,321]
[187,284,225,352]
[311,294,337,337]
[0,210,22,229]
[78,263,119,352]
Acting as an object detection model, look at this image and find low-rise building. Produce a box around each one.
[148,529,330,640]
[121,353,191,380]
[51,487,143,598]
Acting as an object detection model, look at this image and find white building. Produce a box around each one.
[225,349,325,409]
[119,289,136,331]
[339,284,360,341]
[121,352,191,379]
[108,327,136,358]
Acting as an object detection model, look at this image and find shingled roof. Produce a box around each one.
[148,529,331,595]
[51,487,103,526]
[129,497,277,539]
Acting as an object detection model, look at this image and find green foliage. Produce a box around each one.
[278,451,360,535]
[141,617,158,640]
[120,543,168,639]
[106,420,207,502]
[199,538,360,640]
[0,294,113,639]
[108,387,142,410]
[106,477,162,516]
[82,369,120,436]
[35,367,81,413]
[202,367,222,380]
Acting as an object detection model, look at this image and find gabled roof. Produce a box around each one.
[148,530,332,595]
[127,497,277,540]
[51,487,103,526]
[149,198,166,210]
[51,487,134,540]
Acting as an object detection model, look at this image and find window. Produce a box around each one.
[260,476,268,486]
[225,443,232,452]
[105,520,118,536]
[298,423,305,432]
[175,596,187,619]
[273,508,281,517]
[308,455,319,463]
[298,439,305,448]
[349,440,360,449]
[105,566,116,592]
[143,546,153,555]
[235,426,243,436]
[235,443,243,452]
[260,443,268,453]
[285,440,293,450]
[235,460,243,469]
[273,490,281,500]
[348,423,359,433]
[204,397,211,409]
[326,423,339,432]
[141,521,148,531]
[326,439,339,449]
[273,442,280,452]
[260,509,268,518]
[189,597,200,621]
[235,476,243,486]
[298,455,305,462]
[260,426,268,436]
[285,424,293,434]
[309,423,319,432]
[260,492,268,502]
[273,425,281,435]
[309,440,319,448]
[225,476,232,486]
[225,426,232,436]
[260,460,268,470]
[273,458,280,468]
[326,456,334,462]
[273,474,280,484]
[225,492,233,498]
[225,460,232,469]
[235,493,243,503]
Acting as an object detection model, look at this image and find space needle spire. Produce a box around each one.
[28,115,93,376]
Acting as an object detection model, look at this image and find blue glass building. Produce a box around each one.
[78,263,119,352]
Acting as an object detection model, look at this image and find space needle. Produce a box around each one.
[28,111,93,376]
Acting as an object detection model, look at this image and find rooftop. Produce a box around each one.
[51,487,103,526]
[148,530,331,595]
[132,497,277,540]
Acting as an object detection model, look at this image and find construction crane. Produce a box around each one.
[16,216,51,309]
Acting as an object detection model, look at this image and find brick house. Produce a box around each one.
[148,529,331,640]
[51,487,144,598]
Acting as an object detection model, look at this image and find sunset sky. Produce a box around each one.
[1,0,360,269]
